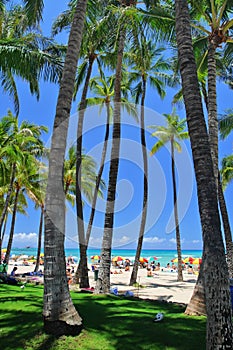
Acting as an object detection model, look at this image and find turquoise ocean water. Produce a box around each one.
[10,248,202,267]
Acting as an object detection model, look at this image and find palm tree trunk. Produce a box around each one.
[218,173,233,278]
[5,186,19,264]
[85,102,111,245]
[95,25,126,294]
[0,212,8,262]
[175,0,232,347]
[185,262,206,316]
[171,138,183,281]
[75,55,95,289]
[207,43,218,184]
[34,206,44,272]
[0,163,16,234]
[43,0,87,336]
[129,78,148,286]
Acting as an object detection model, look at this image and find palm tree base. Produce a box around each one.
[44,320,83,336]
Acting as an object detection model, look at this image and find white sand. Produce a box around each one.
[8,263,197,305]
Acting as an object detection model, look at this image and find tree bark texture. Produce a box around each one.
[175,0,232,348]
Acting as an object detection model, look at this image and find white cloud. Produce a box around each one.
[169,238,185,244]
[192,240,200,244]
[144,236,166,243]
[9,232,38,247]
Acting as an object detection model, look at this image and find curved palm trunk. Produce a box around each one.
[185,262,206,316]
[175,1,232,348]
[207,43,233,280]
[4,186,19,264]
[95,25,126,294]
[43,0,87,336]
[34,206,44,272]
[0,163,16,234]
[75,55,96,289]
[129,78,148,286]
[171,138,183,281]
[0,212,8,262]
[218,173,233,278]
[85,102,111,245]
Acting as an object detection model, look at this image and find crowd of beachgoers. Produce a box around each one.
[0,252,201,304]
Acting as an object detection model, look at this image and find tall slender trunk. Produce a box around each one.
[175,1,232,348]
[218,173,233,278]
[43,0,87,336]
[95,25,126,294]
[85,102,111,245]
[171,138,183,281]
[76,55,95,289]
[34,206,44,272]
[207,43,218,184]
[0,212,8,262]
[0,163,16,234]
[5,186,19,264]
[129,78,148,286]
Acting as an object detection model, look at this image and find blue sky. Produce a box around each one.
[1,2,232,251]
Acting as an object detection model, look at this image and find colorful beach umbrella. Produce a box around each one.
[192,258,202,265]
[171,257,185,263]
[139,257,148,263]
[148,256,158,262]
[1,248,7,253]
[112,256,124,262]
[91,255,100,260]
[183,257,195,264]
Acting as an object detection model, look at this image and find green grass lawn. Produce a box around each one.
[0,283,206,350]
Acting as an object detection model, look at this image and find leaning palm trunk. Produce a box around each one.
[130,78,148,286]
[171,138,183,281]
[185,262,206,316]
[218,173,233,278]
[75,55,96,289]
[95,25,126,294]
[34,206,44,272]
[0,212,8,262]
[4,186,19,264]
[0,163,16,235]
[175,0,232,348]
[85,102,111,247]
[43,0,87,336]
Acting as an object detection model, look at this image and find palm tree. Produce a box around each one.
[94,7,129,294]
[175,0,232,347]
[0,4,63,115]
[126,36,173,286]
[221,155,233,190]
[53,1,113,289]
[0,113,47,238]
[43,0,88,335]
[150,112,188,282]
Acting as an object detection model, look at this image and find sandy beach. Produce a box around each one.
[7,262,197,305]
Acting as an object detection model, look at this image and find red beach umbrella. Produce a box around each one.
[112,256,124,262]
[91,255,100,260]
[192,258,202,265]
[139,257,148,263]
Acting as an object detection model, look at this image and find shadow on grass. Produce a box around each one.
[72,291,206,350]
[0,284,206,350]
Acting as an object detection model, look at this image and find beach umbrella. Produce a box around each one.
[192,258,202,265]
[91,255,100,260]
[139,257,148,263]
[112,256,124,262]
[183,257,195,264]
[1,248,7,253]
[148,256,158,262]
[40,253,44,257]
[171,257,185,263]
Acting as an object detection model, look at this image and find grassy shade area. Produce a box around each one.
[0,283,206,350]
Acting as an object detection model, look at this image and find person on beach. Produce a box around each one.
[10,266,18,276]
[66,268,73,284]
[0,260,8,274]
